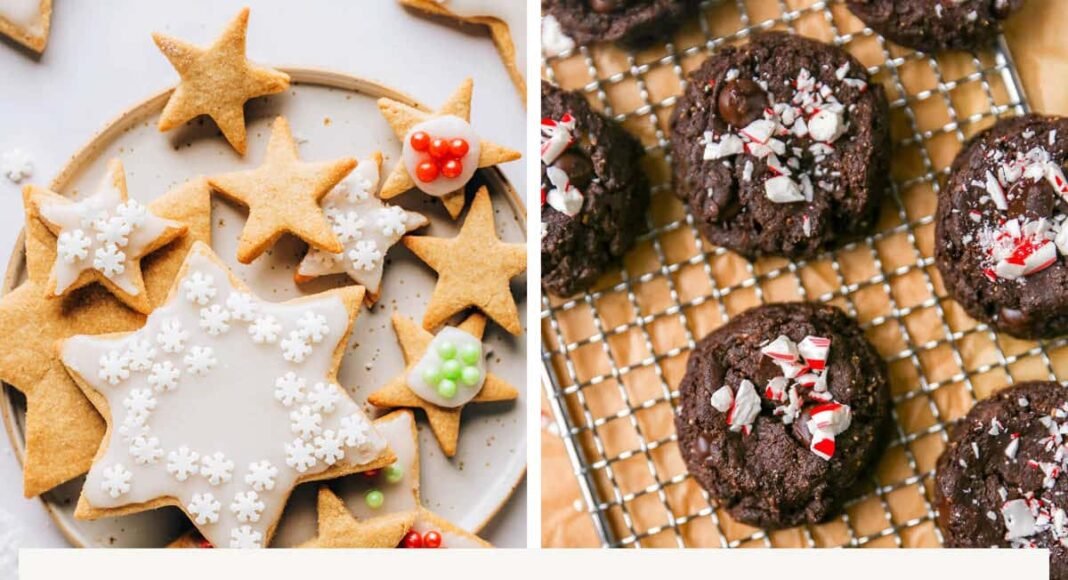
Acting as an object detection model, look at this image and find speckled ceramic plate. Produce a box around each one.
[0,68,526,548]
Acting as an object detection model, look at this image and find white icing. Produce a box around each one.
[297,160,427,294]
[437,0,526,83]
[401,116,481,197]
[541,14,574,57]
[37,162,180,296]
[342,412,419,520]
[61,247,386,549]
[0,0,45,33]
[407,327,486,409]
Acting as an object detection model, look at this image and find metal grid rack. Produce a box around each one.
[540,0,1049,548]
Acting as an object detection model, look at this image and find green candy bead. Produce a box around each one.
[461,366,481,386]
[438,341,457,360]
[459,343,481,365]
[385,463,404,483]
[365,489,385,509]
[422,365,442,386]
[437,378,458,399]
[442,359,462,380]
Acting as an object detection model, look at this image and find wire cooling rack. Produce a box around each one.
[540,0,1050,548]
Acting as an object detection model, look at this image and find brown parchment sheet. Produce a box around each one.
[540,0,1068,548]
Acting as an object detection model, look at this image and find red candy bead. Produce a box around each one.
[424,531,442,549]
[441,159,463,179]
[449,138,469,157]
[429,138,450,160]
[197,537,214,549]
[410,131,430,152]
[363,469,380,479]
[403,530,423,549]
[416,161,439,183]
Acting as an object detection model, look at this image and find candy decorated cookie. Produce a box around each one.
[368,313,518,457]
[294,152,429,303]
[209,116,355,265]
[377,78,521,219]
[26,158,188,314]
[404,187,526,335]
[0,178,211,497]
[0,0,51,53]
[59,242,393,548]
[152,7,290,155]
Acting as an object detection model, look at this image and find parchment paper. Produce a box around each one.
[541,0,1068,548]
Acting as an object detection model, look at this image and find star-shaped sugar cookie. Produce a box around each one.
[0,0,51,54]
[368,314,518,457]
[403,186,525,335]
[377,78,520,219]
[60,242,394,548]
[153,7,290,155]
[0,178,211,497]
[299,488,416,548]
[209,116,355,264]
[295,152,428,303]
[26,158,188,314]
[399,0,526,99]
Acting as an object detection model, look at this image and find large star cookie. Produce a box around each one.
[152,7,290,155]
[377,78,520,219]
[0,0,51,53]
[398,0,526,99]
[403,186,525,335]
[26,158,187,314]
[209,116,354,264]
[0,178,211,497]
[368,314,518,456]
[59,242,393,548]
[294,152,428,303]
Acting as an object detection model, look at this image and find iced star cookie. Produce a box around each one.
[152,7,290,155]
[59,242,393,548]
[0,0,51,53]
[209,116,355,264]
[404,187,526,335]
[377,78,521,219]
[294,153,428,303]
[0,178,212,498]
[368,313,518,457]
[399,0,526,99]
[25,158,187,314]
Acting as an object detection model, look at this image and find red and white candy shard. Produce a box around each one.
[541,113,575,165]
[710,385,734,413]
[979,216,1059,281]
[726,379,760,435]
[544,165,583,217]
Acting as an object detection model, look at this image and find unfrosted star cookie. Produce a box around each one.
[152,7,290,155]
[209,116,354,265]
[294,153,428,303]
[377,78,521,219]
[300,488,416,548]
[403,187,526,335]
[59,242,393,548]
[0,0,51,53]
[26,158,187,314]
[0,178,212,497]
[368,313,518,457]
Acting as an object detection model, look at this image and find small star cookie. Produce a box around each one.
[294,152,428,303]
[403,186,526,335]
[26,158,188,314]
[299,488,416,548]
[377,78,520,219]
[209,116,355,264]
[59,242,393,548]
[0,0,51,53]
[152,7,290,155]
[368,314,518,457]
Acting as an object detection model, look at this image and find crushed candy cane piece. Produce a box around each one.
[726,379,760,435]
[710,386,734,413]
[541,114,576,165]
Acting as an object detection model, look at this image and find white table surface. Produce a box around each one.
[0,0,527,550]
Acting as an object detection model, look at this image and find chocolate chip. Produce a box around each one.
[997,307,1031,335]
[552,151,595,190]
[702,183,740,222]
[1006,178,1055,220]
[589,0,630,14]
[717,79,769,128]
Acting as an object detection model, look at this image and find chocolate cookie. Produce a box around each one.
[541,82,650,296]
[674,302,891,529]
[934,115,1068,339]
[846,0,1024,53]
[541,0,700,47]
[935,381,1068,578]
[669,32,890,260]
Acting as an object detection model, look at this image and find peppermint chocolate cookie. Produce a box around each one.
[669,32,890,259]
[541,82,650,296]
[934,115,1068,339]
[935,381,1068,578]
[846,0,1024,53]
[541,0,701,47]
[674,302,891,529]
